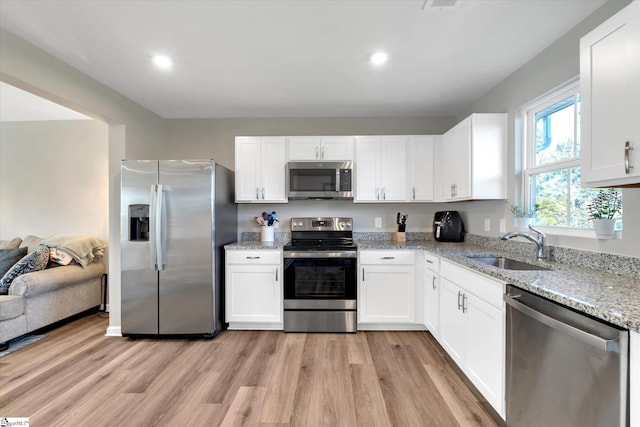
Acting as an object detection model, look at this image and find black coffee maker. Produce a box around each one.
[433,211,466,242]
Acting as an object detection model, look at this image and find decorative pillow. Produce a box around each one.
[49,248,74,266]
[19,235,45,253]
[0,237,22,250]
[0,247,28,278]
[0,247,50,295]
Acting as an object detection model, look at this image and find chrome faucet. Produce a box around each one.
[500,224,547,259]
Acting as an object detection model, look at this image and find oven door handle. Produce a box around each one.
[284,251,357,258]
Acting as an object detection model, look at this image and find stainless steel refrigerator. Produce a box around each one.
[121,160,237,337]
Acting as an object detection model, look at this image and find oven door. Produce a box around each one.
[283,252,356,305]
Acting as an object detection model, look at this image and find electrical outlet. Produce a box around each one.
[484,218,491,232]
[375,217,382,228]
[499,218,506,233]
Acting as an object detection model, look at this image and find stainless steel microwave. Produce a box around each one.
[287,161,353,199]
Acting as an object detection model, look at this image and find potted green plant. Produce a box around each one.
[586,188,622,239]
[509,203,537,230]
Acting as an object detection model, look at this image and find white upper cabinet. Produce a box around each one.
[235,137,287,203]
[440,114,507,201]
[580,1,640,187]
[408,136,435,202]
[288,136,354,161]
[355,136,407,202]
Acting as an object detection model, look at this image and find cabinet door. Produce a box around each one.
[359,265,415,323]
[260,137,287,202]
[424,269,439,338]
[288,136,321,161]
[321,136,354,160]
[581,2,640,186]
[409,136,435,201]
[355,137,380,201]
[465,293,504,415]
[442,118,471,200]
[226,264,281,323]
[235,137,261,202]
[438,278,465,367]
[379,137,407,201]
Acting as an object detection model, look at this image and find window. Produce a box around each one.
[522,81,621,230]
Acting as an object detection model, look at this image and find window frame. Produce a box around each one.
[520,79,608,238]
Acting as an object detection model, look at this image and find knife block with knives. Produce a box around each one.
[394,212,407,241]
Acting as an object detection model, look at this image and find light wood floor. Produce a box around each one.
[0,314,504,426]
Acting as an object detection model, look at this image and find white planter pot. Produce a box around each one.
[592,218,616,239]
[515,218,533,230]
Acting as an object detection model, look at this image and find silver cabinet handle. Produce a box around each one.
[322,146,326,159]
[432,276,437,290]
[462,294,467,313]
[426,259,434,264]
[380,256,395,260]
[457,291,463,310]
[376,187,380,200]
[625,141,633,174]
[316,146,320,159]
[261,188,265,199]
[275,268,278,282]
[256,187,260,200]
[362,268,365,281]
[413,187,416,200]
[245,256,260,259]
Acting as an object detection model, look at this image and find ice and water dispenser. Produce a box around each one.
[129,204,149,241]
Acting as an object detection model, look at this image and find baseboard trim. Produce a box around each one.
[105,326,122,337]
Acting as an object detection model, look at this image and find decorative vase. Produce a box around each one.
[592,218,616,239]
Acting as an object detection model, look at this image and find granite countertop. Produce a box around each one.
[225,241,288,250]
[357,240,640,333]
[224,238,640,332]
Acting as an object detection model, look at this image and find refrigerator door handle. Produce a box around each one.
[156,184,167,271]
[149,185,159,271]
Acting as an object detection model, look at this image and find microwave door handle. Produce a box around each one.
[336,169,340,192]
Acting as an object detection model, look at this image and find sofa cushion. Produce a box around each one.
[20,235,44,253]
[0,247,50,295]
[0,237,22,250]
[0,295,25,321]
[0,247,28,278]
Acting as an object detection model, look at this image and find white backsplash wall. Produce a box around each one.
[237,199,506,237]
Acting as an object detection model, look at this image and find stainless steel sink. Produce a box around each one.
[466,256,549,271]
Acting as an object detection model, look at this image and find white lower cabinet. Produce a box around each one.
[358,250,416,326]
[225,249,282,329]
[632,331,640,427]
[423,252,440,338]
[439,260,505,418]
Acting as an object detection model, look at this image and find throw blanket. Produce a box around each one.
[42,234,106,268]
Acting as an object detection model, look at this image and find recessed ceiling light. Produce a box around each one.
[153,55,173,70]
[370,51,389,66]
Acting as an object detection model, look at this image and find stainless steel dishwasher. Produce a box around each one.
[504,285,629,427]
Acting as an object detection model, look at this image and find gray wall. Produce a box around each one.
[163,116,455,170]
[453,0,638,258]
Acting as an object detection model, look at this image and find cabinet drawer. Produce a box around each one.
[441,260,504,309]
[360,250,415,265]
[423,251,440,271]
[226,250,281,264]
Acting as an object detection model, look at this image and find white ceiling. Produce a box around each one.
[0,0,607,119]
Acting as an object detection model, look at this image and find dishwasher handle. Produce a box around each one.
[504,294,619,352]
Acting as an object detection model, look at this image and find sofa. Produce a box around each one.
[0,235,105,347]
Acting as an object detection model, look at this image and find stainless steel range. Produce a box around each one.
[283,217,357,333]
